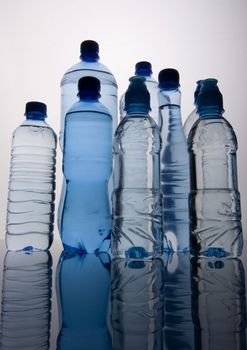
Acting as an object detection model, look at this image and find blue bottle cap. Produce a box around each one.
[158,68,180,90]
[25,101,47,120]
[78,76,101,100]
[197,78,224,116]
[80,40,99,61]
[124,76,151,114]
[135,61,152,76]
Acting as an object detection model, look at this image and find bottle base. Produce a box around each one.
[6,232,53,252]
[111,246,162,260]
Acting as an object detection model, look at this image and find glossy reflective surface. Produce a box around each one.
[0,239,247,350]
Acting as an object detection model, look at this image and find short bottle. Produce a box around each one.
[6,102,57,251]
[112,76,163,259]
[61,76,112,253]
[119,61,160,126]
[188,79,243,257]
[158,69,190,252]
[183,80,202,138]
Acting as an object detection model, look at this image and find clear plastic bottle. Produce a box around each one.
[6,102,57,251]
[56,252,111,350]
[119,61,160,126]
[191,257,246,350]
[158,69,190,253]
[111,258,164,350]
[188,79,243,257]
[112,76,163,259]
[60,40,118,146]
[0,251,52,349]
[183,80,202,139]
[61,77,112,253]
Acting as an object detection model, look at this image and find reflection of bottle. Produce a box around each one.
[191,257,247,350]
[111,258,164,350]
[56,252,111,350]
[112,76,163,259]
[162,253,195,350]
[0,251,52,349]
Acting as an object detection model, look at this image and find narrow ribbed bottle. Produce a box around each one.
[56,252,111,350]
[112,76,163,259]
[158,69,190,253]
[188,79,243,257]
[183,80,202,139]
[61,77,112,253]
[6,102,57,251]
[119,61,160,126]
[0,251,52,349]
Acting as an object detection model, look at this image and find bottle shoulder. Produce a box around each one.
[188,116,237,150]
[61,60,117,85]
[66,101,112,119]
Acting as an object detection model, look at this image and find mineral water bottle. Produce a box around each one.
[158,69,190,252]
[56,252,111,350]
[112,76,163,259]
[61,77,112,253]
[111,258,164,350]
[188,79,243,257]
[6,102,57,251]
[183,80,202,138]
[0,251,52,349]
[162,252,195,350]
[60,40,118,144]
[119,61,160,126]
[191,257,246,350]
[59,40,117,231]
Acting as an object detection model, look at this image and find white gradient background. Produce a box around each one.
[0,0,246,241]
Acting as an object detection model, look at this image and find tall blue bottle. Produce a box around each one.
[112,76,163,259]
[59,40,118,231]
[119,61,160,126]
[188,79,243,257]
[158,69,190,252]
[6,101,57,251]
[61,77,112,253]
[56,252,111,350]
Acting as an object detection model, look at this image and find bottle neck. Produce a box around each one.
[198,106,223,118]
[26,112,46,121]
[125,103,150,115]
[80,54,99,63]
[159,88,181,108]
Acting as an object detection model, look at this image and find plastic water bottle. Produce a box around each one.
[119,61,160,126]
[162,252,195,350]
[59,40,118,232]
[56,252,111,350]
[60,40,118,146]
[158,69,190,252]
[6,102,57,251]
[191,257,246,350]
[111,258,164,350]
[188,79,243,257]
[61,77,112,253]
[183,80,202,138]
[0,251,52,349]
[111,76,163,259]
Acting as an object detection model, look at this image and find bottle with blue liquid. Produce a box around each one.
[112,76,163,259]
[158,69,190,252]
[6,102,57,251]
[56,252,111,350]
[120,61,160,126]
[188,79,243,257]
[183,80,202,139]
[61,76,112,253]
